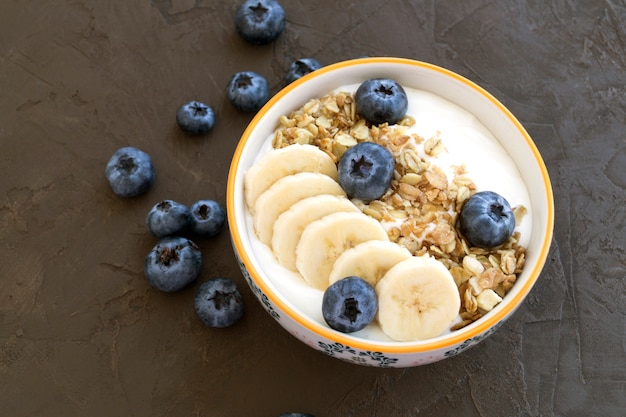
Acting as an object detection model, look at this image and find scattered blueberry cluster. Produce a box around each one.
[174,0,326,134]
[104,143,244,326]
[145,198,226,240]
[143,198,246,327]
[104,0,325,331]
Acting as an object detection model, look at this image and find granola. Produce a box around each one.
[271,90,527,330]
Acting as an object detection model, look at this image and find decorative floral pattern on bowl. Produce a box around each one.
[234,249,281,321]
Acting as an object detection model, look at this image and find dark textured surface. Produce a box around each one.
[1,1,624,416]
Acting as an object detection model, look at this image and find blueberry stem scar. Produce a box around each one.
[350,156,373,178]
[118,156,137,173]
[342,297,362,323]
[250,3,268,20]
[197,204,210,219]
[376,85,394,96]
[236,74,252,88]
[210,290,236,310]
[158,246,179,266]
[191,103,208,116]
[490,203,506,220]
[157,200,172,210]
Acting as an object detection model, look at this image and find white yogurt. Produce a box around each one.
[244,85,532,342]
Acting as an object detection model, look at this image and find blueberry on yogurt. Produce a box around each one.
[337,141,395,202]
[144,236,202,292]
[234,0,285,45]
[322,276,378,333]
[105,146,155,198]
[355,78,408,125]
[194,277,244,328]
[189,200,226,238]
[458,191,516,248]
[226,71,269,113]
[145,200,190,238]
[176,101,215,135]
[285,58,322,84]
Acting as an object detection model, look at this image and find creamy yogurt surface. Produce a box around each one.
[244,84,532,342]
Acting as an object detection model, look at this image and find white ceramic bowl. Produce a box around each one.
[227,57,554,367]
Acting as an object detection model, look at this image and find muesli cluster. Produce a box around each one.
[271,90,528,329]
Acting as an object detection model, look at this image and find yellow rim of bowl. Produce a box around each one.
[227,57,555,354]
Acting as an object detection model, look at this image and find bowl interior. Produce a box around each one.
[227,57,554,353]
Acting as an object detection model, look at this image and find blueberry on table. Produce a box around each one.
[234,0,285,45]
[226,71,269,113]
[145,200,190,238]
[285,58,322,84]
[105,146,155,198]
[337,141,395,202]
[322,276,378,333]
[278,414,315,417]
[144,237,202,292]
[458,191,516,248]
[189,200,226,238]
[176,101,215,135]
[355,78,408,125]
[194,277,244,328]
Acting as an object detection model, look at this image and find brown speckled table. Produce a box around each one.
[1,1,625,416]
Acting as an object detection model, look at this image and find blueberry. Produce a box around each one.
[194,277,244,328]
[355,78,408,125]
[176,101,215,135]
[458,191,516,248]
[227,71,269,113]
[278,414,315,417]
[285,58,322,84]
[189,200,226,238]
[337,141,394,202]
[322,276,378,333]
[145,200,190,238]
[105,146,155,198]
[144,237,202,292]
[234,0,285,45]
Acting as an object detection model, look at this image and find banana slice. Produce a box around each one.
[328,240,412,287]
[244,144,338,211]
[376,255,460,341]
[296,211,389,290]
[253,172,345,246]
[272,194,361,271]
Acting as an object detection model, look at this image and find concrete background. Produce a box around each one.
[1,1,624,416]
